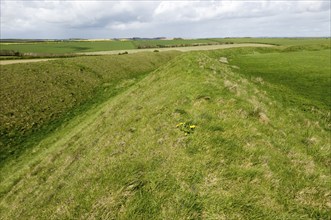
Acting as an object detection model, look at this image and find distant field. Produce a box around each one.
[0,41,136,54]
[0,39,222,54]
[1,38,329,55]
[131,39,221,48]
[213,37,331,46]
[77,43,274,56]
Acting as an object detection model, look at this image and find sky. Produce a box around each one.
[1,0,330,39]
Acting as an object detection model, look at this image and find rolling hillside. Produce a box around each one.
[0,51,181,164]
[0,45,330,219]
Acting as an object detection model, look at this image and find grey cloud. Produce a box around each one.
[1,0,330,39]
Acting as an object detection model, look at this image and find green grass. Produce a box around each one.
[1,38,329,55]
[212,37,331,46]
[0,40,330,219]
[0,41,136,54]
[0,39,222,54]
[132,39,220,48]
[230,49,331,110]
[0,56,22,60]
[0,51,181,164]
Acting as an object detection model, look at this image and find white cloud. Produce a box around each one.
[0,0,330,38]
[109,21,150,31]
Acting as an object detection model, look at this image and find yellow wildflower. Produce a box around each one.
[176,122,184,127]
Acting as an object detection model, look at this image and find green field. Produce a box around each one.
[1,38,329,55]
[232,49,331,109]
[213,37,331,46]
[131,39,221,48]
[0,39,222,54]
[0,39,330,219]
[0,41,136,54]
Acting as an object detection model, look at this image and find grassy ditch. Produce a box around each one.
[0,51,181,164]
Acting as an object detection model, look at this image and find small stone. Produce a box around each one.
[219,57,228,64]
[258,112,270,124]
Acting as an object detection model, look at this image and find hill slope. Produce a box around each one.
[0,51,180,164]
[0,50,330,219]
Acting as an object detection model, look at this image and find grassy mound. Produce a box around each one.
[0,51,180,163]
[1,48,330,219]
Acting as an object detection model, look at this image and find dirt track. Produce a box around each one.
[78,43,274,55]
[0,59,55,65]
[0,44,274,65]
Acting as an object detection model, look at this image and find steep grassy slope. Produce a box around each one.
[0,51,180,163]
[205,47,331,138]
[1,51,330,219]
